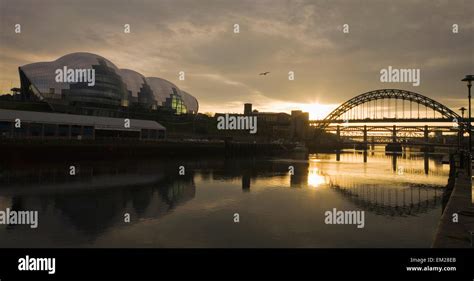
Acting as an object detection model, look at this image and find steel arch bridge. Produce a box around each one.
[313,89,461,128]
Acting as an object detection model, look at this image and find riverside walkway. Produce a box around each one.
[432,152,474,248]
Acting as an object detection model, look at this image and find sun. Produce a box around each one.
[299,103,336,120]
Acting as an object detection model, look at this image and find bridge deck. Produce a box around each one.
[311,118,462,124]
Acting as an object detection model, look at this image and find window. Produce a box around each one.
[83,126,94,137]
[71,125,82,137]
[58,125,70,137]
[29,123,43,137]
[44,124,57,137]
[0,121,11,138]
[170,94,187,115]
[13,122,28,138]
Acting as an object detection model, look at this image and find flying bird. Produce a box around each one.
[259,72,270,76]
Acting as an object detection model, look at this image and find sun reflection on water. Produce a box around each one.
[307,166,327,188]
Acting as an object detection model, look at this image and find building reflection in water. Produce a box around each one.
[290,161,308,188]
[0,160,196,239]
[242,174,251,192]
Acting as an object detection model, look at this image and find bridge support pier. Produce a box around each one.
[421,125,435,153]
[385,125,402,152]
[392,153,397,172]
[392,125,397,143]
[363,125,367,148]
[363,125,368,162]
[424,152,429,175]
[424,125,429,144]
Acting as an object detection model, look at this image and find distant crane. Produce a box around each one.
[259,72,270,76]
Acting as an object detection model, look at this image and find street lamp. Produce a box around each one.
[462,75,474,154]
[459,107,467,149]
[460,107,466,119]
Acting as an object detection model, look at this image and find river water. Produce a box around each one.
[0,150,448,247]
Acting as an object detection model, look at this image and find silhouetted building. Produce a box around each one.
[214,104,309,140]
[0,109,165,140]
[244,103,252,115]
[290,110,309,140]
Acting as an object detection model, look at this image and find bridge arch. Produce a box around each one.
[318,89,460,128]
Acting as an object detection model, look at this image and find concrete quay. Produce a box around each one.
[432,153,474,248]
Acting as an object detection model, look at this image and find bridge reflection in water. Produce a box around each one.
[333,150,437,174]
[330,183,440,217]
[288,151,446,217]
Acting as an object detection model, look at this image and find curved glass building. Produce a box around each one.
[19,52,198,116]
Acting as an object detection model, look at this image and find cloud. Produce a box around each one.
[0,0,472,114]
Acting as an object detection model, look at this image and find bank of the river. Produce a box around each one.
[432,153,473,247]
[0,139,299,160]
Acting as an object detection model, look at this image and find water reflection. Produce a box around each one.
[287,152,446,217]
[335,149,436,175]
[0,160,196,245]
[307,166,327,188]
[0,151,449,247]
[330,184,441,217]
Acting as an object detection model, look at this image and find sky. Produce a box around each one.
[0,0,472,119]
